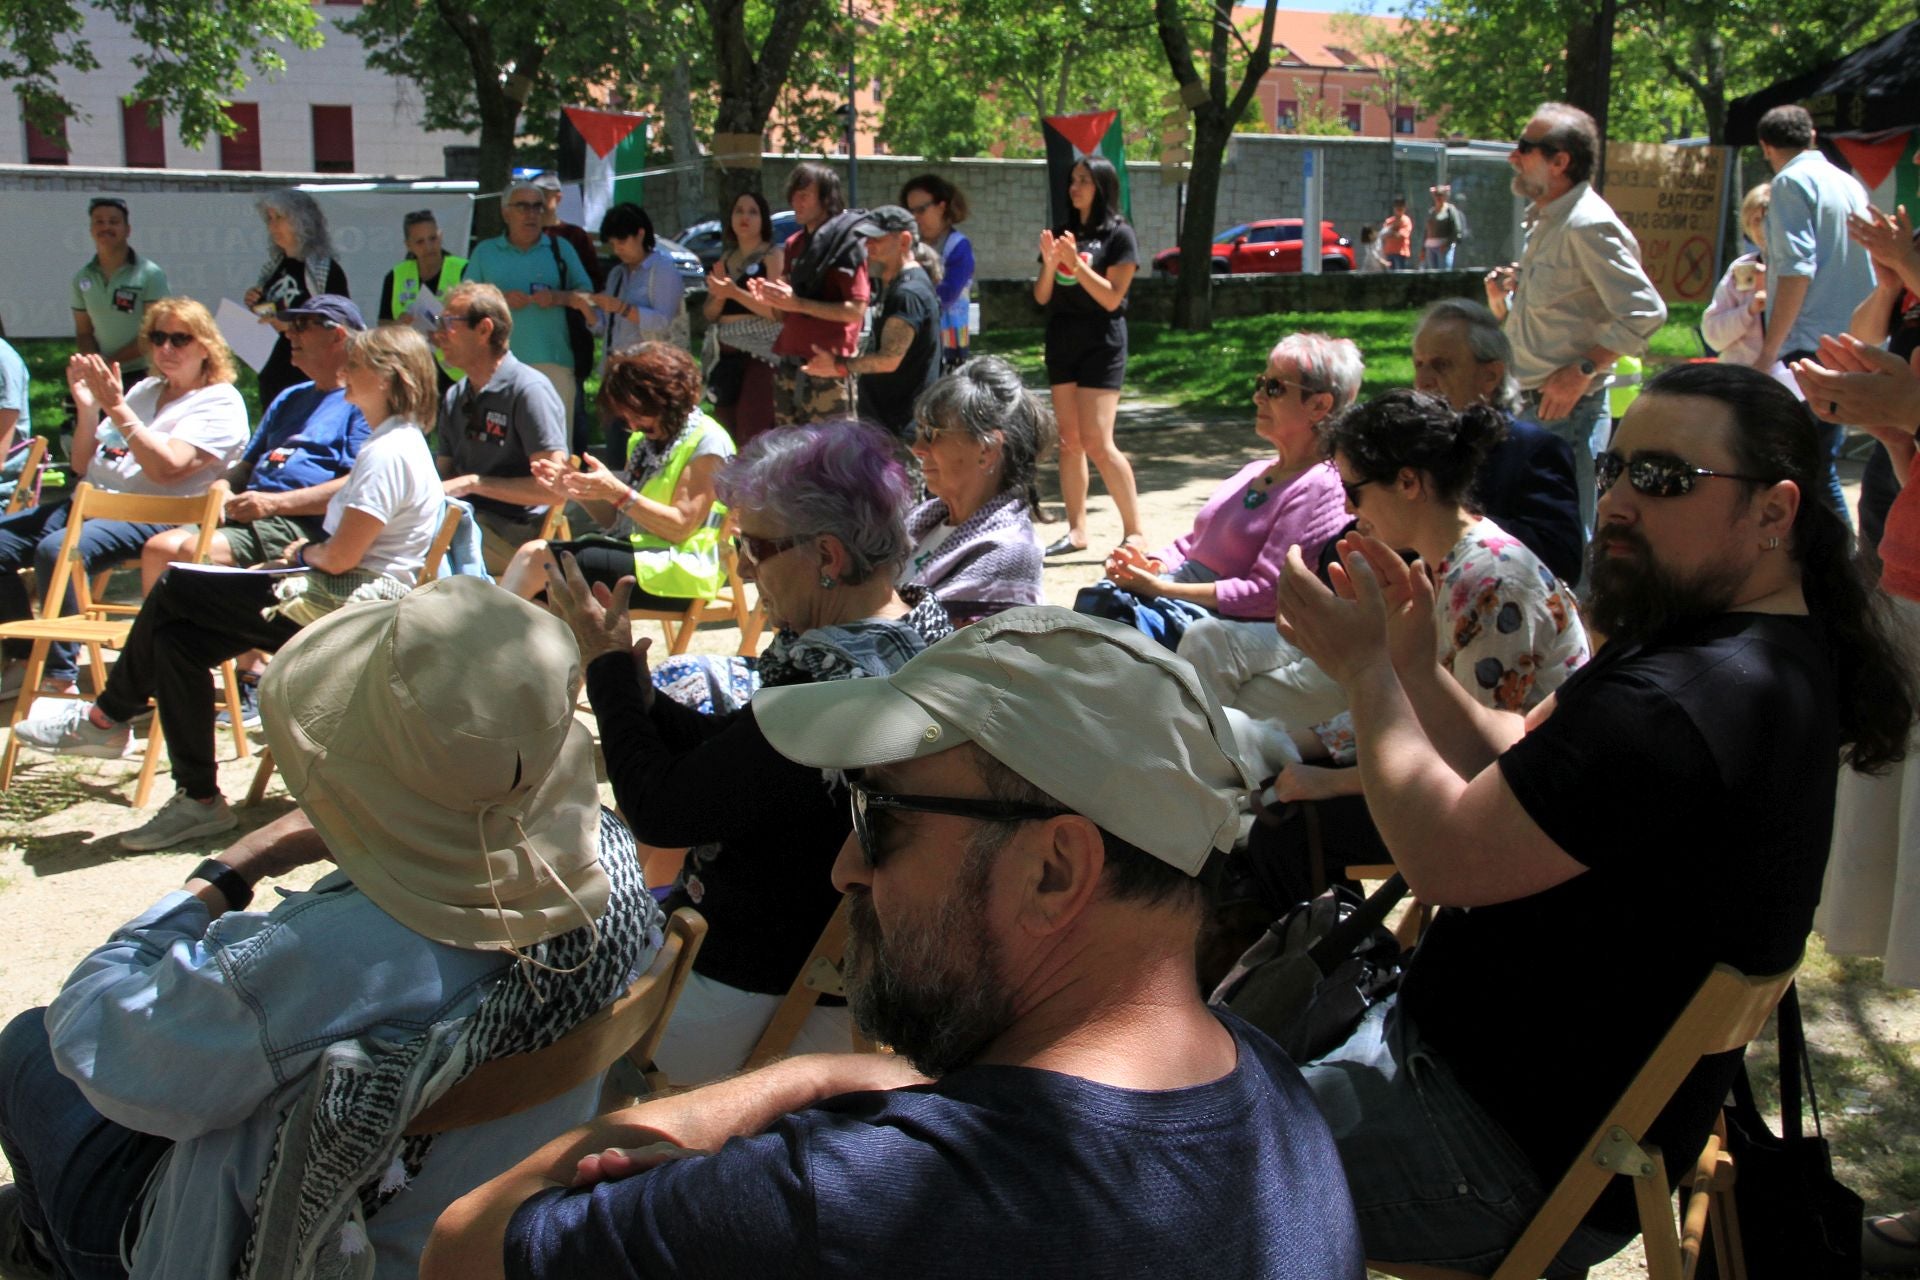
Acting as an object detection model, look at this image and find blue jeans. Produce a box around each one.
[1301,1000,1631,1277]
[0,1008,171,1280]
[1387,253,1412,271]
[1072,580,1211,650]
[1424,244,1456,270]
[0,504,170,682]
[1522,386,1611,537]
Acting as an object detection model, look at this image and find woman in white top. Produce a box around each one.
[0,297,249,696]
[14,324,445,854]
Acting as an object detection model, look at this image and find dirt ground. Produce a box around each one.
[0,398,1911,1280]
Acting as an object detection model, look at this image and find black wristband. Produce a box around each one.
[189,859,254,913]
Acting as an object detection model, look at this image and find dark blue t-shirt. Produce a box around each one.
[240,381,369,496]
[505,1010,1364,1279]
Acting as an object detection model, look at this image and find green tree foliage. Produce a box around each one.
[1,0,320,143]
[866,0,1172,161]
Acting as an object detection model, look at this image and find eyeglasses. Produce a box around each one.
[1595,451,1775,499]
[847,779,1069,868]
[905,200,935,216]
[1514,138,1559,156]
[433,312,479,331]
[1341,476,1373,506]
[148,330,196,349]
[288,317,337,334]
[734,531,811,567]
[505,200,545,212]
[1253,375,1316,400]
[912,422,960,447]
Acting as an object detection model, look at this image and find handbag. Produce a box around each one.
[1698,982,1862,1279]
[1208,873,1406,1063]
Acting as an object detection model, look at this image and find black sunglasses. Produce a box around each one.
[1341,476,1373,506]
[848,779,1069,868]
[1514,138,1559,156]
[733,531,810,567]
[1253,375,1317,400]
[1595,450,1775,499]
[148,330,196,349]
[288,317,338,334]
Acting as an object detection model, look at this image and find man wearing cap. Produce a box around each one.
[0,578,659,1280]
[803,205,941,444]
[72,197,170,381]
[533,173,607,292]
[432,281,569,574]
[426,605,1366,1280]
[1424,185,1465,270]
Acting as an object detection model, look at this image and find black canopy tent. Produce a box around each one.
[1725,19,1920,190]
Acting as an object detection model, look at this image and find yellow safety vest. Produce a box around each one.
[628,409,733,600]
[392,256,468,380]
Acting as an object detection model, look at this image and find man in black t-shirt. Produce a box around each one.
[425,609,1364,1280]
[807,205,941,442]
[1274,363,1912,1275]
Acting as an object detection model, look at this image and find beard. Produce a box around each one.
[843,844,1016,1077]
[1510,170,1547,201]
[1583,526,1747,647]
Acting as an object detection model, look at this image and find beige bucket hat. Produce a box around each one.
[259,576,609,951]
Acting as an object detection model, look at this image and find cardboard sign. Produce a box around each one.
[1603,142,1729,304]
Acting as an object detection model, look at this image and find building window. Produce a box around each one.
[1394,105,1416,135]
[122,100,167,168]
[1343,103,1363,133]
[220,103,262,171]
[1274,99,1298,130]
[24,115,69,166]
[311,105,354,173]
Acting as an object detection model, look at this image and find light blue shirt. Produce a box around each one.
[600,251,688,363]
[464,233,591,369]
[46,873,607,1279]
[1766,148,1876,357]
[0,338,29,442]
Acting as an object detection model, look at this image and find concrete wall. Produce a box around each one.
[642,134,1522,282]
[0,8,471,177]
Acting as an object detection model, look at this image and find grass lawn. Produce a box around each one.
[977,302,1709,411]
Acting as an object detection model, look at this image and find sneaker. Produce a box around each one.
[10,702,131,760]
[216,675,262,731]
[119,792,238,852]
[0,1183,58,1280]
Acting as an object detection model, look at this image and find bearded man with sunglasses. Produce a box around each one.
[1274,361,1916,1275]
[1486,102,1666,536]
[427,608,1366,1280]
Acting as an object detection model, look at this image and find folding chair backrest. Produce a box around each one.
[404,907,709,1135]
[49,482,226,622]
[2,436,49,516]
[421,503,464,583]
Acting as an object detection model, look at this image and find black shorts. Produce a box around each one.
[547,536,692,611]
[1044,315,1128,391]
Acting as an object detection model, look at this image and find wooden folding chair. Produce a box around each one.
[2,436,49,517]
[404,907,709,1133]
[742,896,872,1071]
[631,539,766,658]
[0,482,240,803]
[1367,957,1801,1280]
[243,501,469,808]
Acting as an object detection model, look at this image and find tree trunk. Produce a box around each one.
[1172,113,1231,330]
[471,89,521,241]
[704,0,826,216]
[663,59,709,231]
[1563,0,1616,184]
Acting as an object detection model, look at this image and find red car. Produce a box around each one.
[1154,219,1354,276]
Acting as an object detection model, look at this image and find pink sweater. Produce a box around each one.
[1159,459,1349,620]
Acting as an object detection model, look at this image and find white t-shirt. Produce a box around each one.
[89,379,249,496]
[324,417,443,580]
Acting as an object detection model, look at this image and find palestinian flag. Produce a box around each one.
[1042,110,1131,231]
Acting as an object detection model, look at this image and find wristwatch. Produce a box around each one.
[1576,358,1598,377]
[190,858,254,913]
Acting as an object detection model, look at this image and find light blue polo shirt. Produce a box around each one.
[462,234,589,370]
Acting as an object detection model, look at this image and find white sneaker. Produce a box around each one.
[119,792,238,852]
[11,701,132,759]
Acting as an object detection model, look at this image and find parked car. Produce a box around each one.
[649,235,707,282]
[674,210,802,271]
[1153,220,1354,276]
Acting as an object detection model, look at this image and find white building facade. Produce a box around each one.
[0,2,473,177]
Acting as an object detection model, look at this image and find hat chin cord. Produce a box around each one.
[476,800,601,999]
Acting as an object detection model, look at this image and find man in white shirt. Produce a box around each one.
[1486,102,1666,534]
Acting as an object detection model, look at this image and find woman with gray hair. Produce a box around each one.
[245,188,348,410]
[901,356,1053,625]
[1076,332,1357,649]
[548,419,951,1084]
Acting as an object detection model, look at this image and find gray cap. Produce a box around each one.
[754,607,1253,874]
[531,172,563,192]
[850,205,918,239]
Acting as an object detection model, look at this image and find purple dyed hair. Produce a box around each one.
[716,420,913,584]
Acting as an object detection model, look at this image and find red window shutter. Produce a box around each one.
[24,115,69,165]
[122,99,167,168]
[1342,103,1363,132]
[220,103,262,171]
[1394,105,1416,135]
[311,105,354,173]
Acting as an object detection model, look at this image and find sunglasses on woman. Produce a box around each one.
[148,330,197,349]
[1595,450,1774,499]
[1253,375,1315,400]
[733,531,810,567]
[847,778,1068,869]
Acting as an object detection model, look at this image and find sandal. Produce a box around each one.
[1044,535,1087,558]
[1865,1209,1920,1275]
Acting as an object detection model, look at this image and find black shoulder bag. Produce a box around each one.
[548,233,596,381]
